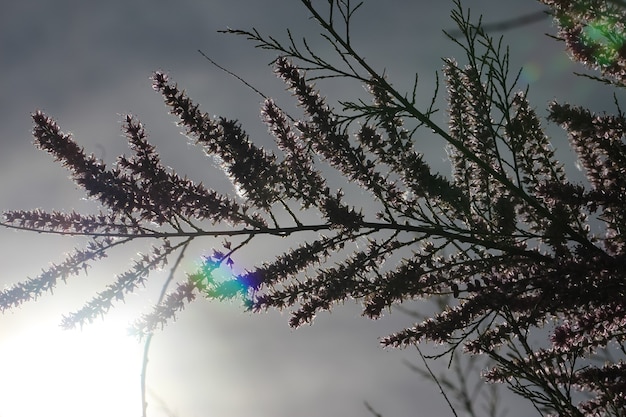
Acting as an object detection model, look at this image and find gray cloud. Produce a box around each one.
[0,1,613,416]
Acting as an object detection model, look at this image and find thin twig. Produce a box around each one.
[141,240,191,417]
[197,49,300,124]
[198,49,269,101]
[416,345,460,417]
[446,10,549,38]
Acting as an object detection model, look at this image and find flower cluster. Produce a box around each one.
[2,0,626,415]
[541,0,626,85]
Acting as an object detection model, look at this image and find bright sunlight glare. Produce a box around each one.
[0,313,144,417]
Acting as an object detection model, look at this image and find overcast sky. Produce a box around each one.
[0,1,620,417]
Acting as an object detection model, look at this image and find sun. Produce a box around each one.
[0,310,144,417]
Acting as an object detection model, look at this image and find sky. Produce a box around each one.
[0,1,621,417]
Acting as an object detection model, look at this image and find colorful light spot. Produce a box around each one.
[197,253,256,302]
[581,17,626,67]
[521,62,541,84]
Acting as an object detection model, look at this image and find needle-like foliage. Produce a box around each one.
[2,1,625,415]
